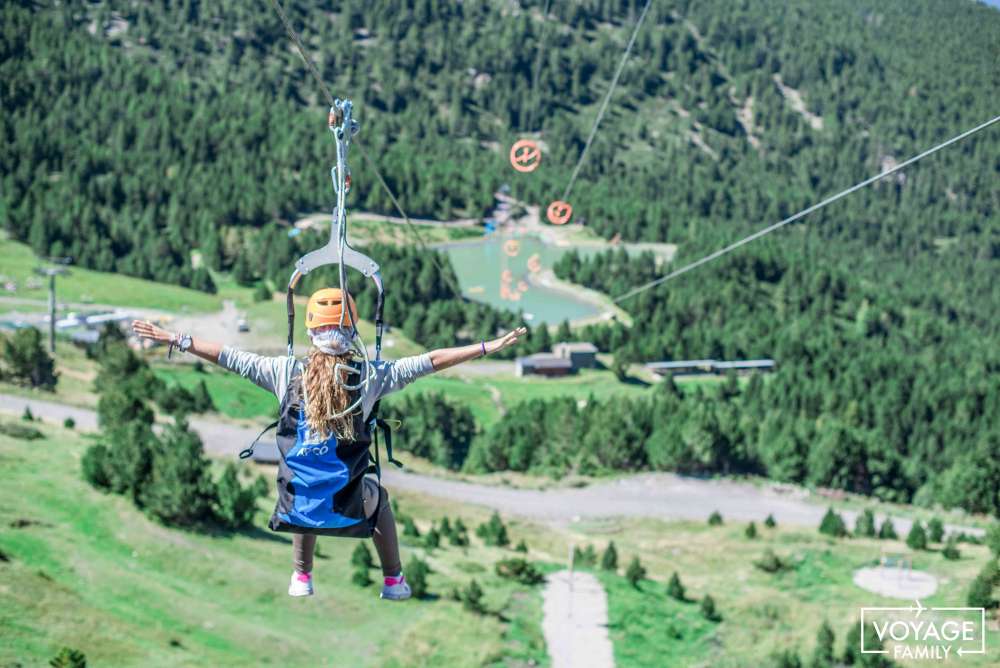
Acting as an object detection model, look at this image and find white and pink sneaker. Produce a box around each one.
[380,574,411,601]
[288,571,314,597]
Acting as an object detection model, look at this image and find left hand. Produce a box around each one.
[131,320,175,344]
[487,326,527,354]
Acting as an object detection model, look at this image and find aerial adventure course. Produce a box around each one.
[3,0,1000,665]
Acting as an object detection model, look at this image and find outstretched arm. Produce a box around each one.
[131,320,222,364]
[428,326,527,372]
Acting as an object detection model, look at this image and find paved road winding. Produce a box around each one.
[1,393,984,537]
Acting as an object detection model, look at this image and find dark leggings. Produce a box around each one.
[292,481,401,577]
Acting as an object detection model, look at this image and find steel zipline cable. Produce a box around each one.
[561,0,653,203]
[614,113,1000,304]
[267,0,464,298]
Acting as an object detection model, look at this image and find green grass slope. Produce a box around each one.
[0,422,546,667]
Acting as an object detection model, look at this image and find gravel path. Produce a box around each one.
[542,570,614,668]
[1,393,985,537]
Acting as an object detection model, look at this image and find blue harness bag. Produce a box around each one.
[267,371,383,538]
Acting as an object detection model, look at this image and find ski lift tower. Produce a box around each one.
[34,257,71,354]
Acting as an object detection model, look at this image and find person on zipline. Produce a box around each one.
[133,288,525,600]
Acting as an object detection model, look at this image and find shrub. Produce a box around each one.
[424,527,441,549]
[573,544,597,568]
[625,557,646,588]
[48,647,86,668]
[818,508,848,538]
[515,539,528,553]
[402,515,421,538]
[855,509,876,537]
[700,594,721,622]
[81,444,111,488]
[213,462,259,529]
[843,621,897,667]
[253,282,272,302]
[157,384,199,417]
[966,560,998,609]
[942,537,961,561]
[351,542,374,570]
[495,558,545,585]
[462,579,486,613]
[141,421,215,526]
[927,517,944,543]
[63,417,75,429]
[253,474,269,498]
[771,649,802,668]
[987,523,1000,558]
[475,511,509,547]
[352,565,372,587]
[746,522,758,539]
[449,518,469,546]
[192,379,215,413]
[764,514,777,529]
[708,510,723,526]
[601,541,618,571]
[906,522,928,551]
[878,518,898,540]
[811,620,835,668]
[22,406,34,421]
[666,572,685,600]
[1,327,57,390]
[408,557,431,598]
[0,421,43,440]
[754,549,788,573]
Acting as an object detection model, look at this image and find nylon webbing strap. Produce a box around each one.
[240,419,279,460]
[285,286,296,356]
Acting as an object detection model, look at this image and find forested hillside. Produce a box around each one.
[3,1,999,513]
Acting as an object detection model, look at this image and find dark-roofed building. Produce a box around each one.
[553,342,598,369]
[516,353,574,377]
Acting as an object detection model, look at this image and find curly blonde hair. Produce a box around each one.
[302,348,357,440]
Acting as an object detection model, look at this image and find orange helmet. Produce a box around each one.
[305,288,358,330]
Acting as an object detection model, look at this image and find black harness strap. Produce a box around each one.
[240,419,280,460]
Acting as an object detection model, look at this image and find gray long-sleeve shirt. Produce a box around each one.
[218,348,434,419]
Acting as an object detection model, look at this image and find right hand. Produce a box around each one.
[131,320,175,344]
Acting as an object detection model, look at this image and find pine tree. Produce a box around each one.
[626,557,646,588]
[351,542,374,569]
[213,462,258,529]
[515,539,528,553]
[408,557,430,598]
[906,522,928,551]
[352,565,372,587]
[818,508,848,538]
[667,572,686,600]
[48,647,87,668]
[764,514,777,529]
[810,620,835,668]
[700,594,721,622]
[601,541,618,570]
[855,509,877,537]
[708,511,724,526]
[746,522,758,539]
[424,527,441,549]
[462,579,485,613]
[402,515,421,538]
[878,519,898,540]
[942,537,961,561]
[927,517,944,543]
